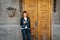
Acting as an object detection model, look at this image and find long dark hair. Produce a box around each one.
[22,11,28,18]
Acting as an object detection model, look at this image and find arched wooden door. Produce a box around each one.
[23,0,52,40]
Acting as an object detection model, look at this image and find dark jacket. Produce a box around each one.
[20,17,30,29]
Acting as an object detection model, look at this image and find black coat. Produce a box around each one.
[20,17,30,29]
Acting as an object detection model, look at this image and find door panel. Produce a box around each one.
[23,0,52,40]
[38,0,52,40]
[23,0,38,40]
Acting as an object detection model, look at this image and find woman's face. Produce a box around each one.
[23,13,27,17]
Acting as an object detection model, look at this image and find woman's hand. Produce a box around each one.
[23,21,27,24]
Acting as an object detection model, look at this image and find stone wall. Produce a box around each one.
[52,0,60,40]
[0,0,21,24]
[0,0,23,40]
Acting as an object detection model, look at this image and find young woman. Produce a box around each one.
[20,11,30,40]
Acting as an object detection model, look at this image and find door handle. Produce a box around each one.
[35,21,38,27]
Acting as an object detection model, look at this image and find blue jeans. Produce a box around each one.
[21,29,31,40]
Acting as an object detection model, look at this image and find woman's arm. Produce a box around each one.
[20,18,23,26]
[27,17,30,28]
[29,18,30,28]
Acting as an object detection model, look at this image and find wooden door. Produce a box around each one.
[38,0,52,40]
[23,0,52,40]
[23,0,38,40]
